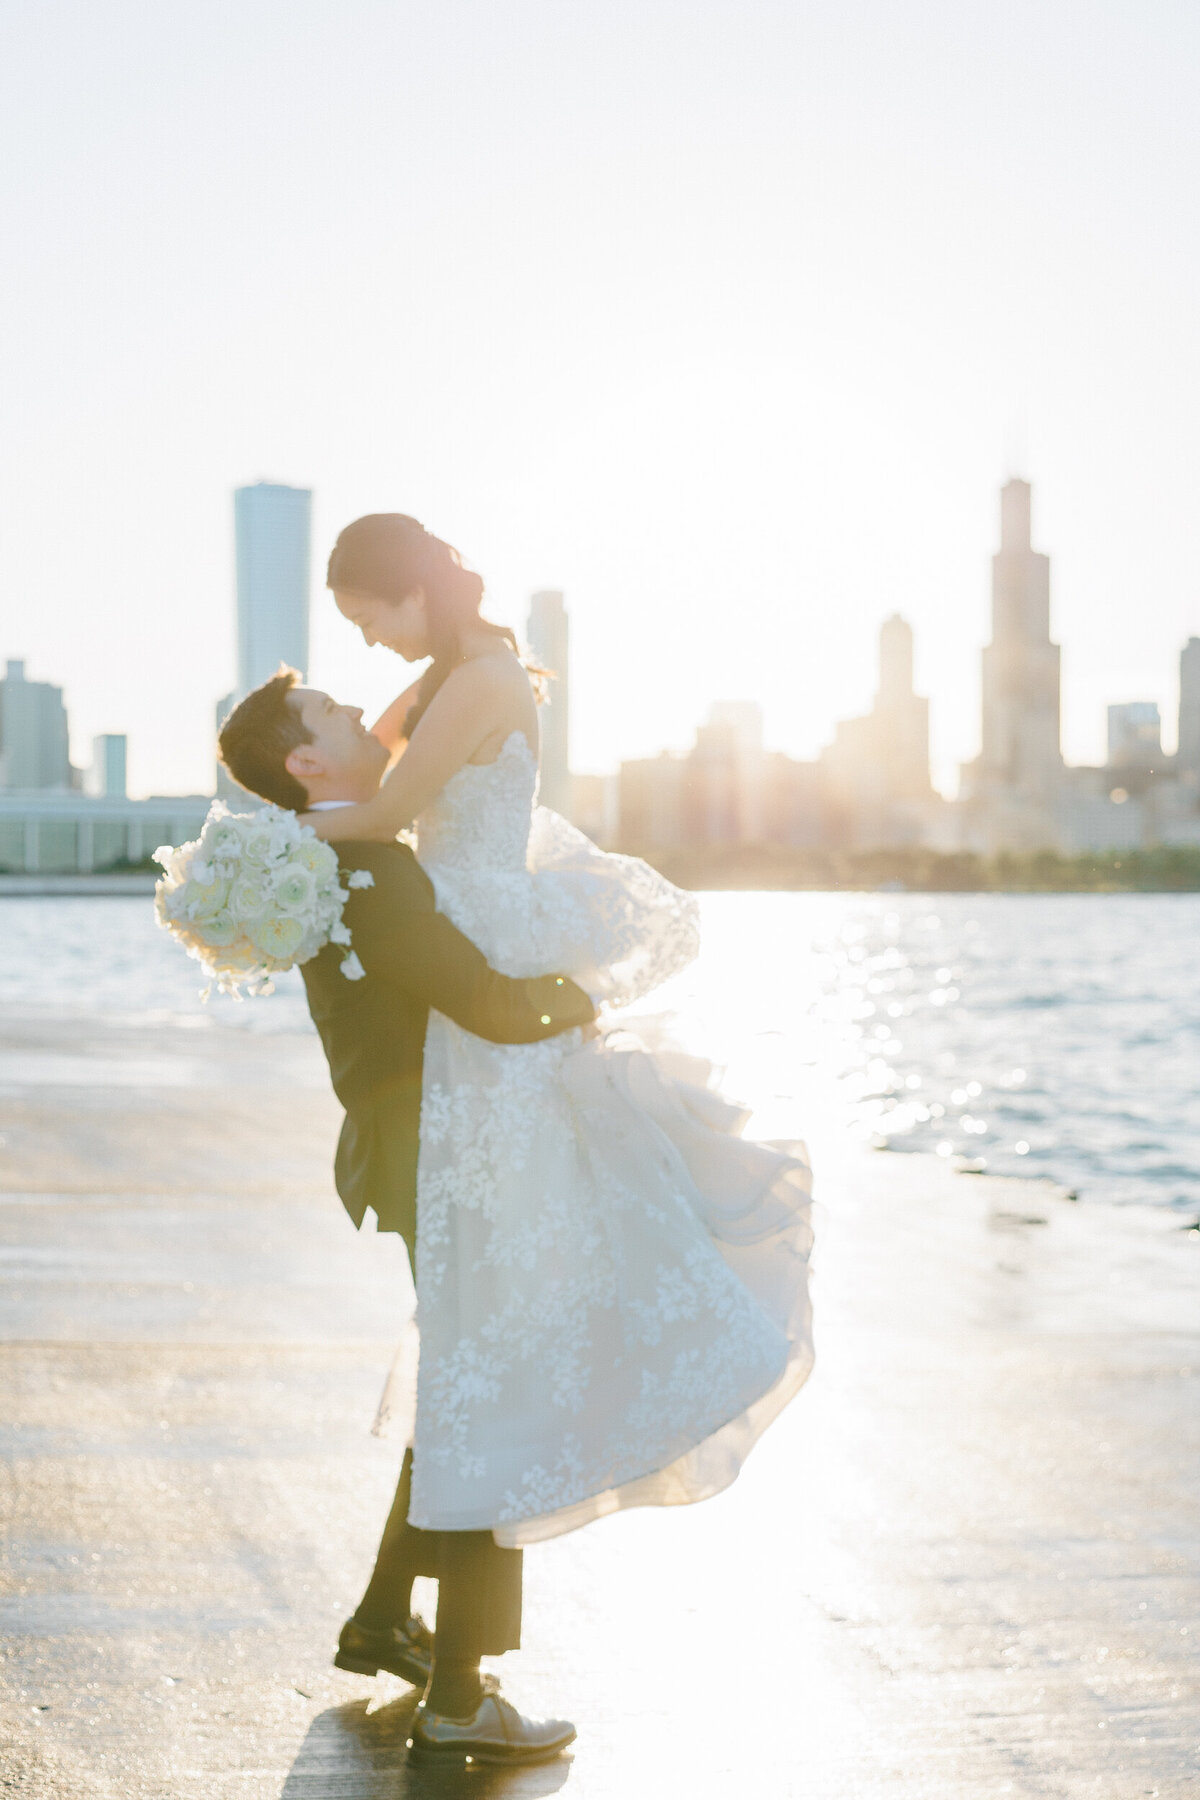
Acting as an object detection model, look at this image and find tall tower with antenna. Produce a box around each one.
[978,477,1063,797]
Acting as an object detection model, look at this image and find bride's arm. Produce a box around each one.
[370,676,425,758]
[303,659,513,842]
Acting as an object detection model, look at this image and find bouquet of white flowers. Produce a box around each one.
[153,801,373,998]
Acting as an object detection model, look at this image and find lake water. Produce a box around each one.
[1,890,1197,1213]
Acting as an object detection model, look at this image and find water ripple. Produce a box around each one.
[2,890,1198,1211]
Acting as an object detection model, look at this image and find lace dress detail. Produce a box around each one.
[396,732,815,1545]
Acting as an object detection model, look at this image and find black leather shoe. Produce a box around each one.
[333,1614,433,1686]
[408,1687,576,1766]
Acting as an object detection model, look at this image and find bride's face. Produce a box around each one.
[335,587,430,661]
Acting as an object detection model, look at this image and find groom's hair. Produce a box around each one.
[217,668,314,811]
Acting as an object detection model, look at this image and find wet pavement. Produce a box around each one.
[1,1008,1198,1798]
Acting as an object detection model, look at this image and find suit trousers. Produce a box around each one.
[358,1448,523,1658]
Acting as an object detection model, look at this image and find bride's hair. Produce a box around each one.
[326,513,540,739]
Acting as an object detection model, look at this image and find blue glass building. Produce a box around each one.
[234,482,312,697]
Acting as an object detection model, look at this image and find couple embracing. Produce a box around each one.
[216,512,815,1768]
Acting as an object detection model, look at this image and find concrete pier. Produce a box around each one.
[1,1008,1197,1797]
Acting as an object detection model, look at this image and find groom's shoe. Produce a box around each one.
[408,1685,576,1767]
[333,1614,433,1687]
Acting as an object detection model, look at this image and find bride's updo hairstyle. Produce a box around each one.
[326,513,533,738]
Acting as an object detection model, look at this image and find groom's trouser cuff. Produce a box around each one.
[358,1449,523,1656]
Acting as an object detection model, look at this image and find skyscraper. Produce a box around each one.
[1107,702,1161,769]
[526,589,570,813]
[85,734,128,797]
[977,478,1063,799]
[875,615,933,798]
[0,660,72,790]
[687,702,767,844]
[234,482,312,697]
[1178,637,1200,783]
[820,615,933,844]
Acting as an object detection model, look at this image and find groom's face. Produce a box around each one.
[284,688,388,802]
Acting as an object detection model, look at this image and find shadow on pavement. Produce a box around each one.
[281,1695,574,1798]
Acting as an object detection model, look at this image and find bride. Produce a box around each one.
[305,512,814,1547]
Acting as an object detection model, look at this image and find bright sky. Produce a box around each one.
[2,0,1198,797]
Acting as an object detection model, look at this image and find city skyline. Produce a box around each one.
[5,470,1199,815]
[2,3,1198,798]
[6,456,1198,803]
[4,476,1200,866]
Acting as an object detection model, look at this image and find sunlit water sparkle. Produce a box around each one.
[2,891,1196,1211]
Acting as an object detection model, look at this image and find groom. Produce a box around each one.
[218,669,588,1766]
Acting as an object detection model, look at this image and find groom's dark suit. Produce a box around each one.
[300,837,594,1662]
[301,838,593,1257]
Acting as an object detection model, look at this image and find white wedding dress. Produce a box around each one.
[393,731,814,1548]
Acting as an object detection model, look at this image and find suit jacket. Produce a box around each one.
[301,839,594,1258]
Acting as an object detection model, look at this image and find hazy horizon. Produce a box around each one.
[2,0,1198,798]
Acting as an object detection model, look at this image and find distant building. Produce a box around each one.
[820,615,936,846]
[0,660,72,791]
[961,479,1063,849]
[0,792,211,875]
[1107,702,1161,770]
[684,702,766,845]
[617,701,827,851]
[526,589,570,813]
[235,482,312,697]
[982,479,1062,794]
[1056,768,1149,854]
[85,734,127,798]
[618,753,687,849]
[214,691,241,799]
[1178,637,1200,787]
[569,772,618,848]
[761,753,827,847]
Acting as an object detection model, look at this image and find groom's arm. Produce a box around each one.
[338,843,596,1042]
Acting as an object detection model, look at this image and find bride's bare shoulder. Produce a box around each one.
[441,645,534,707]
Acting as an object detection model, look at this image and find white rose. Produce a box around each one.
[186,876,229,922]
[207,820,245,860]
[249,914,305,960]
[274,865,317,915]
[229,875,272,922]
[292,837,336,878]
[242,826,277,865]
[200,914,239,948]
